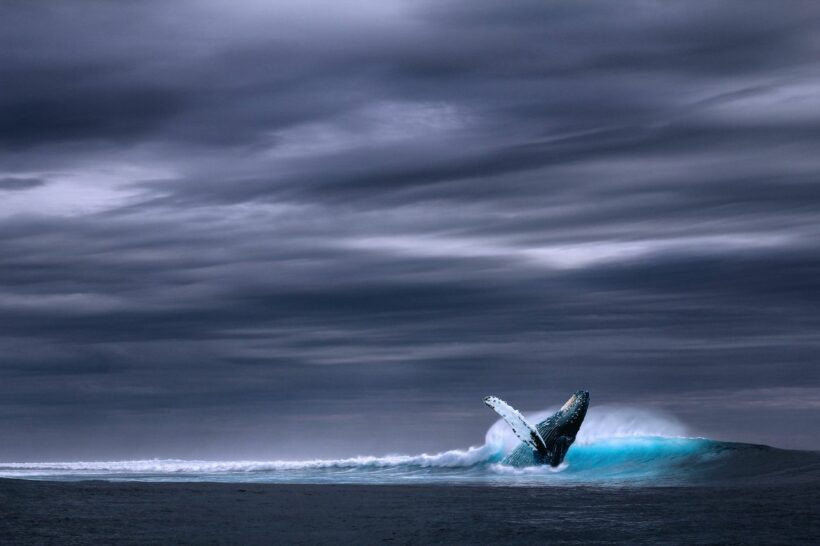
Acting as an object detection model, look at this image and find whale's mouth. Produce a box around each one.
[560,394,578,412]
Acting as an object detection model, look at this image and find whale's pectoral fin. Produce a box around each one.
[484,396,548,454]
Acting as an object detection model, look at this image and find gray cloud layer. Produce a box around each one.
[2,0,820,459]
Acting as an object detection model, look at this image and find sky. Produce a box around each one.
[2,0,820,460]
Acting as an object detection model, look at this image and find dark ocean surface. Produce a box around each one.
[1,479,818,544]
[2,410,819,543]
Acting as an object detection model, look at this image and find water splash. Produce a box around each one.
[2,407,815,486]
[485,405,688,453]
[0,444,501,475]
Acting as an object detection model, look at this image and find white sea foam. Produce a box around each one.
[0,406,689,477]
[0,444,499,475]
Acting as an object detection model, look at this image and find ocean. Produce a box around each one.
[2,406,818,488]
[2,407,819,544]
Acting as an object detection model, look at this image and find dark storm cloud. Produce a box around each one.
[1,0,820,459]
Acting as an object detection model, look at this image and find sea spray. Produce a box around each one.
[2,406,814,486]
[485,405,688,453]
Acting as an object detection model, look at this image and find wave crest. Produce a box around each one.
[0,444,501,474]
[8,406,807,486]
[485,405,688,453]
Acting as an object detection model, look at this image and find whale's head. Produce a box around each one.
[557,389,589,437]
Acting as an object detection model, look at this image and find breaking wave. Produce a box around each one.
[3,406,818,486]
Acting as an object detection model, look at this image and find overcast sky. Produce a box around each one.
[2,0,820,460]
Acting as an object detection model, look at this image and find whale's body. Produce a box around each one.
[485,390,589,467]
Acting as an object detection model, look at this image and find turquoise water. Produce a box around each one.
[3,407,818,486]
[2,436,816,486]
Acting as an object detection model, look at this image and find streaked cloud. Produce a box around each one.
[1,0,819,458]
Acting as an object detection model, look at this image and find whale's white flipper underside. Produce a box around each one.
[484,396,548,454]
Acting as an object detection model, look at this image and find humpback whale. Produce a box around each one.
[485,390,589,467]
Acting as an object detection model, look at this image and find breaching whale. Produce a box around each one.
[484,390,589,467]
